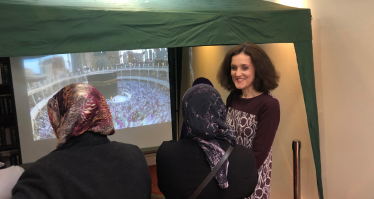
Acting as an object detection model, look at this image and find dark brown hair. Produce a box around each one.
[217,42,279,93]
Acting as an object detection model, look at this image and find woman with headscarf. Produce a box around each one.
[180,77,215,140]
[156,84,258,199]
[12,83,151,199]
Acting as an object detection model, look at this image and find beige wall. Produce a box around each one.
[306,0,374,198]
[274,0,374,198]
[180,0,374,198]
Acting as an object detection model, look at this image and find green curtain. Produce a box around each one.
[294,41,324,199]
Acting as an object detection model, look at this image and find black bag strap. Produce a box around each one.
[189,145,235,199]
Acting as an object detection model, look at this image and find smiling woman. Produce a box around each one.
[217,42,280,199]
[230,53,259,98]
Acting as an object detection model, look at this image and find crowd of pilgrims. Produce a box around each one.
[109,80,171,129]
[32,106,54,140]
[32,80,171,140]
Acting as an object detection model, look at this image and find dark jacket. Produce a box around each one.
[156,139,258,199]
[12,132,151,199]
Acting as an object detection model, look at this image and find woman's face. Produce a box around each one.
[230,52,256,91]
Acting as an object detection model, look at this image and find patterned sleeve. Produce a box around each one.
[252,98,280,169]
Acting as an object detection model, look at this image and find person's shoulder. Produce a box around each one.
[157,139,176,149]
[160,139,197,148]
[19,156,52,176]
[110,141,143,153]
[260,92,280,108]
[158,140,178,152]
[111,141,139,148]
[158,140,194,154]
[261,92,278,101]
[156,141,180,166]
[157,139,199,161]
[109,142,149,165]
[34,149,62,164]
[159,140,177,146]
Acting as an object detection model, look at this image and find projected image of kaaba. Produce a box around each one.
[24,48,171,141]
[87,73,118,100]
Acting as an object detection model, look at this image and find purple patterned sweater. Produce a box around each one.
[226,91,280,199]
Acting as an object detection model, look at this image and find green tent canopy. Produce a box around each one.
[0,0,323,198]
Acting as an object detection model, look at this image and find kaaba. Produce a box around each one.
[87,73,117,99]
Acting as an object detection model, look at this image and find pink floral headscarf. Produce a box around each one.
[47,83,115,147]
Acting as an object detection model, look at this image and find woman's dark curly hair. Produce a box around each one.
[217,42,279,93]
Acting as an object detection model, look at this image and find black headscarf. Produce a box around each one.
[192,77,214,87]
[180,77,214,139]
[182,84,236,189]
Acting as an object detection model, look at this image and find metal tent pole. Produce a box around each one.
[292,140,301,199]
